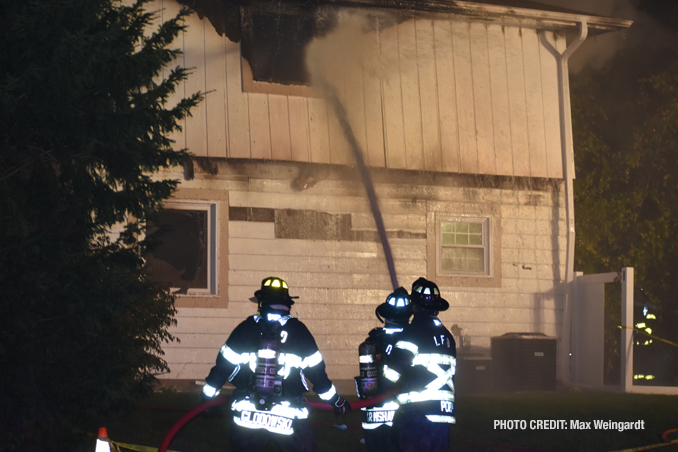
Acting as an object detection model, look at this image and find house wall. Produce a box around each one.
[157,0,567,179]
[157,161,566,381]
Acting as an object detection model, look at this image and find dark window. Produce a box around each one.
[147,209,209,293]
[250,13,313,85]
[242,5,338,87]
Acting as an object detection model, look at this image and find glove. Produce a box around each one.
[332,395,352,417]
[201,393,224,419]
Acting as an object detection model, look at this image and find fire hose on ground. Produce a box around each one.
[157,388,399,452]
[618,326,678,348]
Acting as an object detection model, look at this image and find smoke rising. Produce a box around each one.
[536,0,678,73]
[305,9,416,88]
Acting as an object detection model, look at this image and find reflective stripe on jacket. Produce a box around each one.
[202,315,336,434]
[383,315,456,424]
[360,326,404,429]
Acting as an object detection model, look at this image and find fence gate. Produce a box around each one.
[572,270,620,389]
[573,268,678,394]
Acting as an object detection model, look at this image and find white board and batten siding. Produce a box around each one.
[149,0,571,382]
[160,169,567,381]
[160,0,566,179]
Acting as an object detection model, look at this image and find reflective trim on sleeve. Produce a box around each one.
[395,340,419,355]
[318,384,337,401]
[202,384,218,398]
[302,350,323,368]
[426,415,456,424]
[397,389,455,405]
[383,365,401,383]
[278,353,298,379]
[277,351,324,379]
[221,345,245,365]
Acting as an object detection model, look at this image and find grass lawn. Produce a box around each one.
[77,389,678,452]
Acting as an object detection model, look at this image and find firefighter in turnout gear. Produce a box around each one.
[383,278,456,452]
[356,287,412,452]
[201,277,350,452]
[633,288,662,383]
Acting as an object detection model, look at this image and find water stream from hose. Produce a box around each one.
[316,77,399,291]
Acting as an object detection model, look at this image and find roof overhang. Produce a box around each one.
[318,0,633,34]
[177,0,632,42]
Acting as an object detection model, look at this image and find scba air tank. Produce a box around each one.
[252,331,283,409]
[355,340,378,399]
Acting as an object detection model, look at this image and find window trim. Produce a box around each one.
[426,202,502,288]
[153,201,217,296]
[163,188,229,308]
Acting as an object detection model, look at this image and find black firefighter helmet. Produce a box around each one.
[249,276,299,306]
[411,277,449,312]
[375,287,412,324]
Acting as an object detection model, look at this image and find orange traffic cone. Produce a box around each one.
[95,427,111,452]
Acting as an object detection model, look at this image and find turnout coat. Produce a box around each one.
[202,314,338,435]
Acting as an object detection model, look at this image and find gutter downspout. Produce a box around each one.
[539,22,588,385]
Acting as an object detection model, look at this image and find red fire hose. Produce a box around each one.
[157,388,399,452]
[662,428,678,443]
[158,395,229,452]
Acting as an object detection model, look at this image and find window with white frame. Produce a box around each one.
[437,217,491,276]
[146,201,217,295]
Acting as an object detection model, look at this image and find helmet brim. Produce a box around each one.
[375,302,412,320]
[250,290,298,305]
[412,296,449,312]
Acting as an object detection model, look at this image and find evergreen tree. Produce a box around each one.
[0,1,201,450]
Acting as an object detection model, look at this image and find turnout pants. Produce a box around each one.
[363,424,397,452]
[392,409,450,452]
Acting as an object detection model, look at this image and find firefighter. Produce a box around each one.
[356,287,412,452]
[201,276,351,452]
[383,278,456,452]
[633,289,661,383]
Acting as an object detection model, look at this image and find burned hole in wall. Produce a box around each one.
[242,5,338,86]
[241,3,398,87]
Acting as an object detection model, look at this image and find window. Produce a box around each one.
[240,4,337,96]
[146,202,217,295]
[247,11,315,86]
[426,204,501,288]
[437,218,490,276]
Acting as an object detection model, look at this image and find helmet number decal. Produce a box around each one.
[280,330,288,343]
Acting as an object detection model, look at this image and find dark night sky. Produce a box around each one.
[535,0,678,73]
